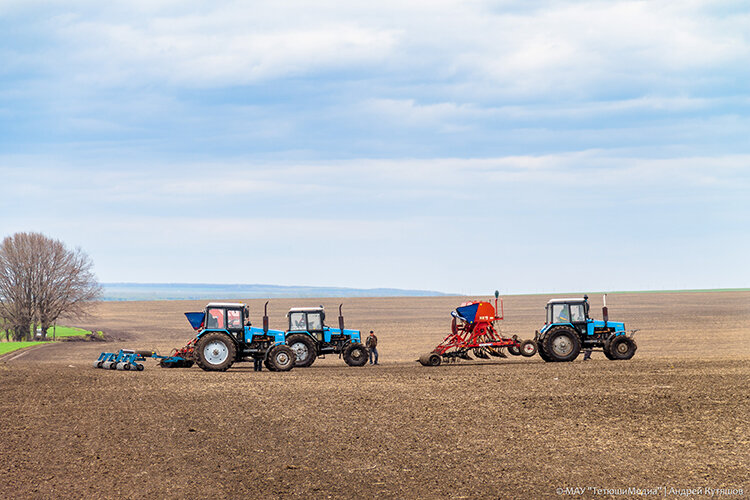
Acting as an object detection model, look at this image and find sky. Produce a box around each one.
[1,0,749,294]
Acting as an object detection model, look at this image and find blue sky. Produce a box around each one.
[1,0,749,294]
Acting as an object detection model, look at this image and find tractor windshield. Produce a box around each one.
[308,313,323,331]
[570,304,585,322]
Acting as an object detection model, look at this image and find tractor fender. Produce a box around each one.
[285,331,317,342]
[195,329,240,349]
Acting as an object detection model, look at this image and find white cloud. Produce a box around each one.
[7,0,747,95]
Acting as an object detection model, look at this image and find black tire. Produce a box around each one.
[606,335,637,360]
[507,345,521,356]
[343,343,368,367]
[537,334,553,362]
[542,326,581,362]
[136,364,144,371]
[427,353,441,366]
[264,356,275,371]
[195,332,236,372]
[602,336,616,360]
[519,340,537,357]
[286,334,317,367]
[267,345,295,372]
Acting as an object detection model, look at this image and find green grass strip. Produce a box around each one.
[0,341,51,356]
[45,326,92,338]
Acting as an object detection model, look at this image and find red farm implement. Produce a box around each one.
[418,292,537,366]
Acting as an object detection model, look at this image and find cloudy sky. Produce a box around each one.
[2,0,749,294]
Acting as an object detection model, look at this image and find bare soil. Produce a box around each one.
[1,292,748,499]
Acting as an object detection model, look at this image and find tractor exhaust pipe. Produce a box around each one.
[338,304,345,333]
[602,294,609,327]
[263,301,269,333]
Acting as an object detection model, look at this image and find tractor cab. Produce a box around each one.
[284,305,367,368]
[545,297,590,336]
[201,302,248,340]
[288,307,325,335]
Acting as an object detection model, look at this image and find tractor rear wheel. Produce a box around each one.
[606,335,637,360]
[602,336,616,360]
[343,343,368,367]
[542,326,581,362]
[536,334,553,362]
[287,334,317,367]
[520,340,537,357]
[195,332,236,371]
[267,345,295,371]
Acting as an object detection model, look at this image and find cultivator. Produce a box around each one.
[93,347,194,371]
[93,349,146,371]
[418,293,537,366]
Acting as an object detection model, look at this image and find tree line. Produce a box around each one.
[0,232,101,341]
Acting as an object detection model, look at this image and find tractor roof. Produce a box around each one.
[546,298,587,305]
[288,307,324,314]
[206,302,246,308]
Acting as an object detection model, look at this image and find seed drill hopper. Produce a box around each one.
[418,292,537,366]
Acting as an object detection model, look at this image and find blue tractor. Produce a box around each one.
[185,302,296,372]
[284,305,368,367]
[534,295,638,362]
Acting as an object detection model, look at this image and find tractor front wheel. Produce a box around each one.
[266,345,295,371]
[195,333,236,371]
[287,334,317,367]
[343,343,368,367]
[542,327,581,362]
[606,335,637,360]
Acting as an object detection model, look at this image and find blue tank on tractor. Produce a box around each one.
[534,295,638,362]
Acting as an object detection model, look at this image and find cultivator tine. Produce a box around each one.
[459,351,472,360]
[473,348,490,359]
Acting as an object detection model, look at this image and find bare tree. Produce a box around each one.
[0,233,101,341]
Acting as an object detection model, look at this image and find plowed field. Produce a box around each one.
[1,292,748,499]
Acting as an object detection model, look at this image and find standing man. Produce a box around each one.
[366,330,378,365]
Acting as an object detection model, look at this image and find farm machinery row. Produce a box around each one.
[94,292,639,372]
[94,301,368,372]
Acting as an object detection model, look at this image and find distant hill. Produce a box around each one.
[101,283,451,301]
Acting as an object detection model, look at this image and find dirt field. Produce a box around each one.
[1,292,748,499]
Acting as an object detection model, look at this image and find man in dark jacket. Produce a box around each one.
[366,331,378,365]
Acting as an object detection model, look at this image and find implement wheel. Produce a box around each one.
[507,345,521,356]
[343,343,368,367]
[606,335,637,360]
[520,340,537,357]
[287,334,317,368]
[419,353,442,366]
[542,327,580,362]
[195,333,236,371]
[267,345,295,372]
